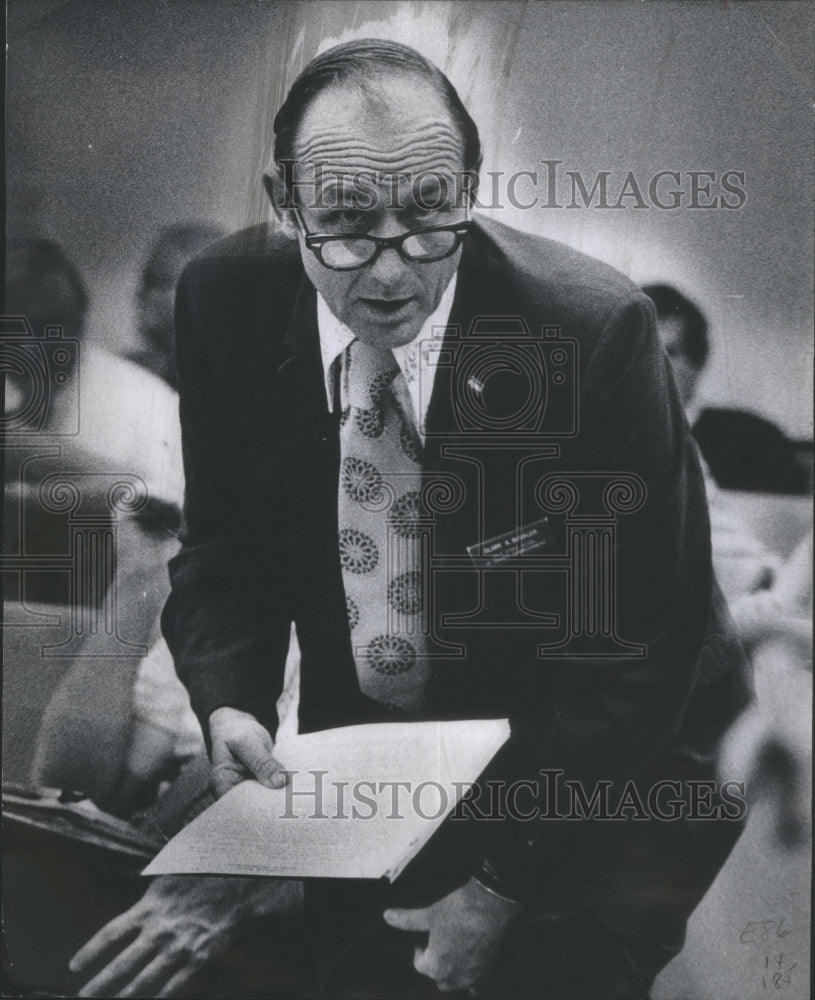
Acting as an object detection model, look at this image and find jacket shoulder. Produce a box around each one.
[175,225,303,358]
[473,215,650,334]
[180,224,299,288]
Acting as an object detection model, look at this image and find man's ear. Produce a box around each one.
[262,170,298,240]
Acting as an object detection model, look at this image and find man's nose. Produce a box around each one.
[367,244,409,287]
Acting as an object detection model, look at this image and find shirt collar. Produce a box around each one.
[316,273,457,435]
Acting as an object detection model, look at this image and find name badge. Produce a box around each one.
[466,516,555,567]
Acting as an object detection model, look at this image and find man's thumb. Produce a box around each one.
[233,730,285,788]
[383,907,430,932]
[256,756,287,789]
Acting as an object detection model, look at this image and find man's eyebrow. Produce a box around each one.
[310,184,377,210]
[413,176,449,195]
[316,205,373,218]
[401,197,454,213]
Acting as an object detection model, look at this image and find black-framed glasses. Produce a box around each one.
[292,208,472,271]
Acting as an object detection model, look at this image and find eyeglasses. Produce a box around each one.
[292,208,472,272]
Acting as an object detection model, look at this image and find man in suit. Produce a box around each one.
[72,39,749,999]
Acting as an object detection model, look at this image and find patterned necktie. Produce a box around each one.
[337,338,428,713]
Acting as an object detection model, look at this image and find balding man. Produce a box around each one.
[72,40,749,999]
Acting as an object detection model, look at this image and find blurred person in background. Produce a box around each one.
[647,283,813,851]
[644,283,809,496]
[644,283,781,602]
[718,531,812,849]
[29,222,226,822]
[641,284,708,418]
[4,239,88,432]
[123,223,226,389]
[4,240,91,616]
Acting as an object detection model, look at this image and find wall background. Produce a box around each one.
[7,0,813,437]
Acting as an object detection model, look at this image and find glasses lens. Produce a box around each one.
[320,238,376,270]
[401,229,460,261]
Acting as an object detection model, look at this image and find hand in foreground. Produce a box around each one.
[209,706,288,798]
[69,874,303,998]
[383,876,522,994]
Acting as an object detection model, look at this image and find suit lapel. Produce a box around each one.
[423,223,504,461]
[281,272,320,359]
[276,277,342,538]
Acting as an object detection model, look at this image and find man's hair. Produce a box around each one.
[642,283,710,370]
[272,38,482,181]
[5,239,89,337]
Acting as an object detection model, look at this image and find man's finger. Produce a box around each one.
[210,761,248,798]
[225,728,285,789]
[77,937,158,997]
[383,907,431,932]
[117,950,187,998]
[251,753,287,789]
[155,963,201,998]
[69,911,141,972]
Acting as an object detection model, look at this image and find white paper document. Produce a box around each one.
[144,719,510,880]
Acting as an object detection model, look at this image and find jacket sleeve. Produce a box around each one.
[476,292,742,897]
[161,264,293,746]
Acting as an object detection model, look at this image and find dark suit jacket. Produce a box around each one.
[163,216,750,945]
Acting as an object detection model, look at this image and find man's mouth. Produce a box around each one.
[360,296,414,317]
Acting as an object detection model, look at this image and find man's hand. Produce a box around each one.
[383,877,522,994]
[208,707,287,798]
[69,874,302,997]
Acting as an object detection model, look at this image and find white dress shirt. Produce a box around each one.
[316,275,458,442]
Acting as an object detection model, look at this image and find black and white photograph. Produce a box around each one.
[3,2,812,998]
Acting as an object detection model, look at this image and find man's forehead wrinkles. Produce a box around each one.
[300,153,462,176]
[295,121,463,161]
[296,137,463,163]
[295,150,463,175]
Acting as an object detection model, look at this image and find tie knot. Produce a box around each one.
[346,340,399,411]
